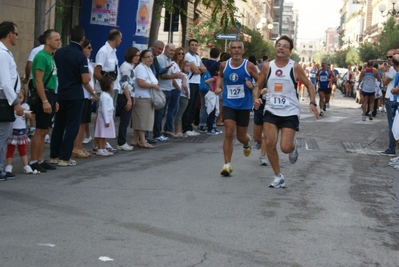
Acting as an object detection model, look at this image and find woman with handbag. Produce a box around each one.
[131,50,160,149]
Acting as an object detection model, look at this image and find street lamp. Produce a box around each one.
[379,0,399,17]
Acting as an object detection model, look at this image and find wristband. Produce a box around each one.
[309,101,317,107]
[43,100,49,103]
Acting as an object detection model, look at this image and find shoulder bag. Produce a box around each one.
[28,65,54,108]
[145,66,165,110]
[0,79,19,122]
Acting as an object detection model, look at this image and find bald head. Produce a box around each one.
[392,54,399,67]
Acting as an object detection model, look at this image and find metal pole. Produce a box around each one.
[168,0,173,43]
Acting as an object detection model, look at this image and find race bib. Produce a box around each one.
[269,94,289,109]
[226,84,245,99]
[319,76,328,82]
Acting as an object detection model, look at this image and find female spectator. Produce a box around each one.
[116,46,140,151]
[131,50,160,149]
[344,65,354,98]
[171,47,188,137]
[72,39,98,158]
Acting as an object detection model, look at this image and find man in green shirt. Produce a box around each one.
[30,29,60,173]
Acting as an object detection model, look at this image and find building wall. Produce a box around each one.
[0,0,57,77]
[0,0,35,77]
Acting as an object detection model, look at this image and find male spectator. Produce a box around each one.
[93,29,122,153]
[29,29,60,172]
[198,47,220,132]
[381,49,399,156]
[49,25,91,166]
[0,21,24,180]
[147,40,169,143]
[154,43,183,141]
[21,34,45,137]
[183,39,207,136]
[254,35,318,188]
[215,40,259,176]
[317,61,335,116]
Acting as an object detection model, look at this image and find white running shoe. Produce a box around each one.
[288,138,298,164]
[259,156,268,166]
[269,173,286,188]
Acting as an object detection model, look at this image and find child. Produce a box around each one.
[172,61,190,137]
[94,74,116,156]
[204,71,220,135]
[5,90,34,177]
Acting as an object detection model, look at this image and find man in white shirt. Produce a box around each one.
[183,39,207,136]
[94,29,122,153]
[381,49,399,156]
[0,21,24,180]
[154,43,183,141]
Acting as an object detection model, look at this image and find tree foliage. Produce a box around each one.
[358,42,381,62]
[345,47,361,66]
[379,17,399,56]
[192,17,275,59]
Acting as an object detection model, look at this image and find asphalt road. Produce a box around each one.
[0,91,398,267]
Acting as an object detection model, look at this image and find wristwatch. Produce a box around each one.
[309,101,317,107]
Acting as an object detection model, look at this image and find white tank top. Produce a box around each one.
[264,59,300,118]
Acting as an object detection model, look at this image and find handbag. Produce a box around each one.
[0,79,18,122]
[28,65,54,107]
[150,89,166,110]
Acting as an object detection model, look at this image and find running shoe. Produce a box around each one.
[381,149,396,156]
[325,102,330,109]
[220,163,233,176]
[362,116,366,121]
[269,173,285,188]
[243,134,252,157]
[388,156,399,166]
[368,114,373,120]
[319,110,324,116]
[259,156,268,166]
[288,138,298,164]
[255,141,262,150]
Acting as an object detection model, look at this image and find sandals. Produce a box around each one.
[130,142,139,147]
[138,143,154,149]
[72,149,91,158]
[57,159,77,167]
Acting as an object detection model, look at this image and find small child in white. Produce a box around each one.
[5,90,34,177]
[94,74,116,156]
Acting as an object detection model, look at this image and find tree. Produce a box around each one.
[345,47,361,66]
[149,0,245,47]
[379,17,399,56]
[358,42,382,62]
[290,51,300,63]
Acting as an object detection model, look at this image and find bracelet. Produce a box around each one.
[42,100,49,103]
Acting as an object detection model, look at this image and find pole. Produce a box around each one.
[225,39,227,52]
[168,0,173,43]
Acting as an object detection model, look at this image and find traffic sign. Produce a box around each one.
[216,34,237,40]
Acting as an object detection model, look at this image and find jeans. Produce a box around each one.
[163,89,180,133]
[0,122,13,170]
[50,99,84,161]
[182,83,199,133]
[153,90,171,138]
[116,94,133,146]
[199,92,207,128]
[206,109,216,132]
[385,99,397,151]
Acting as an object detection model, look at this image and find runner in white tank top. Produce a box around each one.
[253,36,319,189]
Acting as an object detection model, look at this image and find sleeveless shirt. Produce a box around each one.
[318,69,330,89]
[362,68,376,93]
[264,59,300,117]
[222,59,253,110]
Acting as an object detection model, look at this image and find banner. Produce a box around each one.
[135,0,153,37]
[90,0,119,26]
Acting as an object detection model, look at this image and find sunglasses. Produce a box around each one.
[85,46,92,50]
[177,52,184,55]
[387,56,393,59]
[13,32,18,37]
